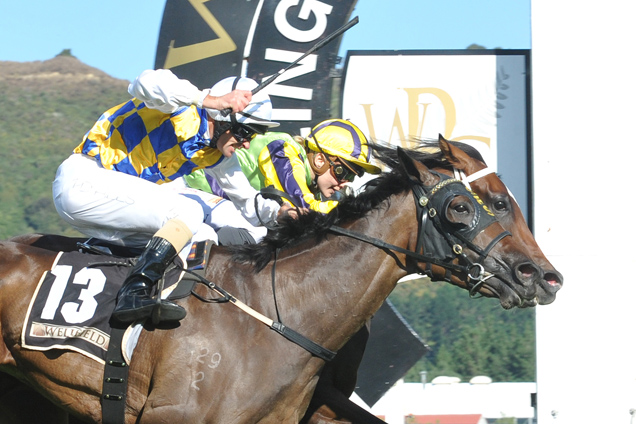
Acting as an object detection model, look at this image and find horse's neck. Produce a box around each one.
[201,193,416,352]
[272,195,416,349]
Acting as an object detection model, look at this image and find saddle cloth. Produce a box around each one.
[21,249,191,364]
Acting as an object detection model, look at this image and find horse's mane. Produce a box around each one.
[229,140,483,271]
[370,138,485,171]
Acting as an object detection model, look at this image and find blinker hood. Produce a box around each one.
[419,172,498,258]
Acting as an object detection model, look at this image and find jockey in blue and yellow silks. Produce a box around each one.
[53,70,287,325]
[75,99,224,183]
[185,119,382,215]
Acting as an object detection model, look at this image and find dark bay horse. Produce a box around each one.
[0,139,562,423]
[301,138,564,423]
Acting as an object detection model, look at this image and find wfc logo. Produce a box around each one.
[341,52,505,157]
[358,87,492,150]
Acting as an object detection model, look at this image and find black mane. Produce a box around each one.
[228,140,483,271]
[371,138,485,170]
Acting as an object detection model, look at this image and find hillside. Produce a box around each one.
[0,55,537,383]
[0,54,130,238]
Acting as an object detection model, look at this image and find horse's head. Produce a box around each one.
[396,140,561,309]
[436,136,563,306]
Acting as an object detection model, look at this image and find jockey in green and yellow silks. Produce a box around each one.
[184,119,381,215]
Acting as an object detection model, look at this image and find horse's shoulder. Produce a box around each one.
[0,240,58,267]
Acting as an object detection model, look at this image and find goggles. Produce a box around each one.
[308,133,364,183]
[230,123,258,143]
[227,105,267,143]
[219,121,267,144]
[329,159,361,183]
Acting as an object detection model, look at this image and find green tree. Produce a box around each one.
[388,279,537,382]
[56,49,75,57]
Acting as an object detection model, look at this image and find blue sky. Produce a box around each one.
[1,0,530,82]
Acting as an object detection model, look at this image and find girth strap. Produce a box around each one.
[101,326,129,424]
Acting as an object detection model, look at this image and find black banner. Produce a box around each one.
[155,0,358,134]
[155,0,259,89]
[246,0,357,133]
[356,300,430,406]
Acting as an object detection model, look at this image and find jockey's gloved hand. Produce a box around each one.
[339,184,355,199]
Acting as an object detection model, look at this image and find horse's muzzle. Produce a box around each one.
[512,261,563,306]
[481,260,563,308]
[536,268,563,305]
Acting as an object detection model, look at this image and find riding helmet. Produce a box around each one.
[305,119,381,174]
[205,76,280,131]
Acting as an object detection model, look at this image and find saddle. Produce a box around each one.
[77,237,211,271]
[21,237,213,424]
[22,238,212,360]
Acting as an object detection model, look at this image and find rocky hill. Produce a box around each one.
[0,54,130,238]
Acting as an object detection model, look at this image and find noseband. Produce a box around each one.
[329,172,511,296]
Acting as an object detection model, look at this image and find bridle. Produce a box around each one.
[328,170,511,296]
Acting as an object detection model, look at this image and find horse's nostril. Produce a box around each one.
[544,272,563,289]
[517,263,539,281]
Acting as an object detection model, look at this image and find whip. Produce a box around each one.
[220,16,359,116]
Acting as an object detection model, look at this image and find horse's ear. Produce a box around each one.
[397,146,439,186]
[438,134,483,175]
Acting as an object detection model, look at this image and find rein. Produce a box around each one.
[181,266,336,362]
[327,225,467,274]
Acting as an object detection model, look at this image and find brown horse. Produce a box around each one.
[300,138,564,423]
[0,139,562,423]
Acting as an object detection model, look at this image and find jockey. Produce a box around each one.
[52,69,285,325]
[185,119,382,215]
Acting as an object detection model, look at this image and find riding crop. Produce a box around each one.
[220,16,359,116]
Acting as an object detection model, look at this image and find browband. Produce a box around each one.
[454,167,495,189]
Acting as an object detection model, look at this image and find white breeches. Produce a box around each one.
[53,155,266,252]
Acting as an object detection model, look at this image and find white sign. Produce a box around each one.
[342,52,501,169]
[341,50,532,219]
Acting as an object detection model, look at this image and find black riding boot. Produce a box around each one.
[112,237,186,324]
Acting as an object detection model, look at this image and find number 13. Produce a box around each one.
[41,265,107,324]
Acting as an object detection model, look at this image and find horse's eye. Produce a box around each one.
[493,200,508,212]
[453,204,469,214]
